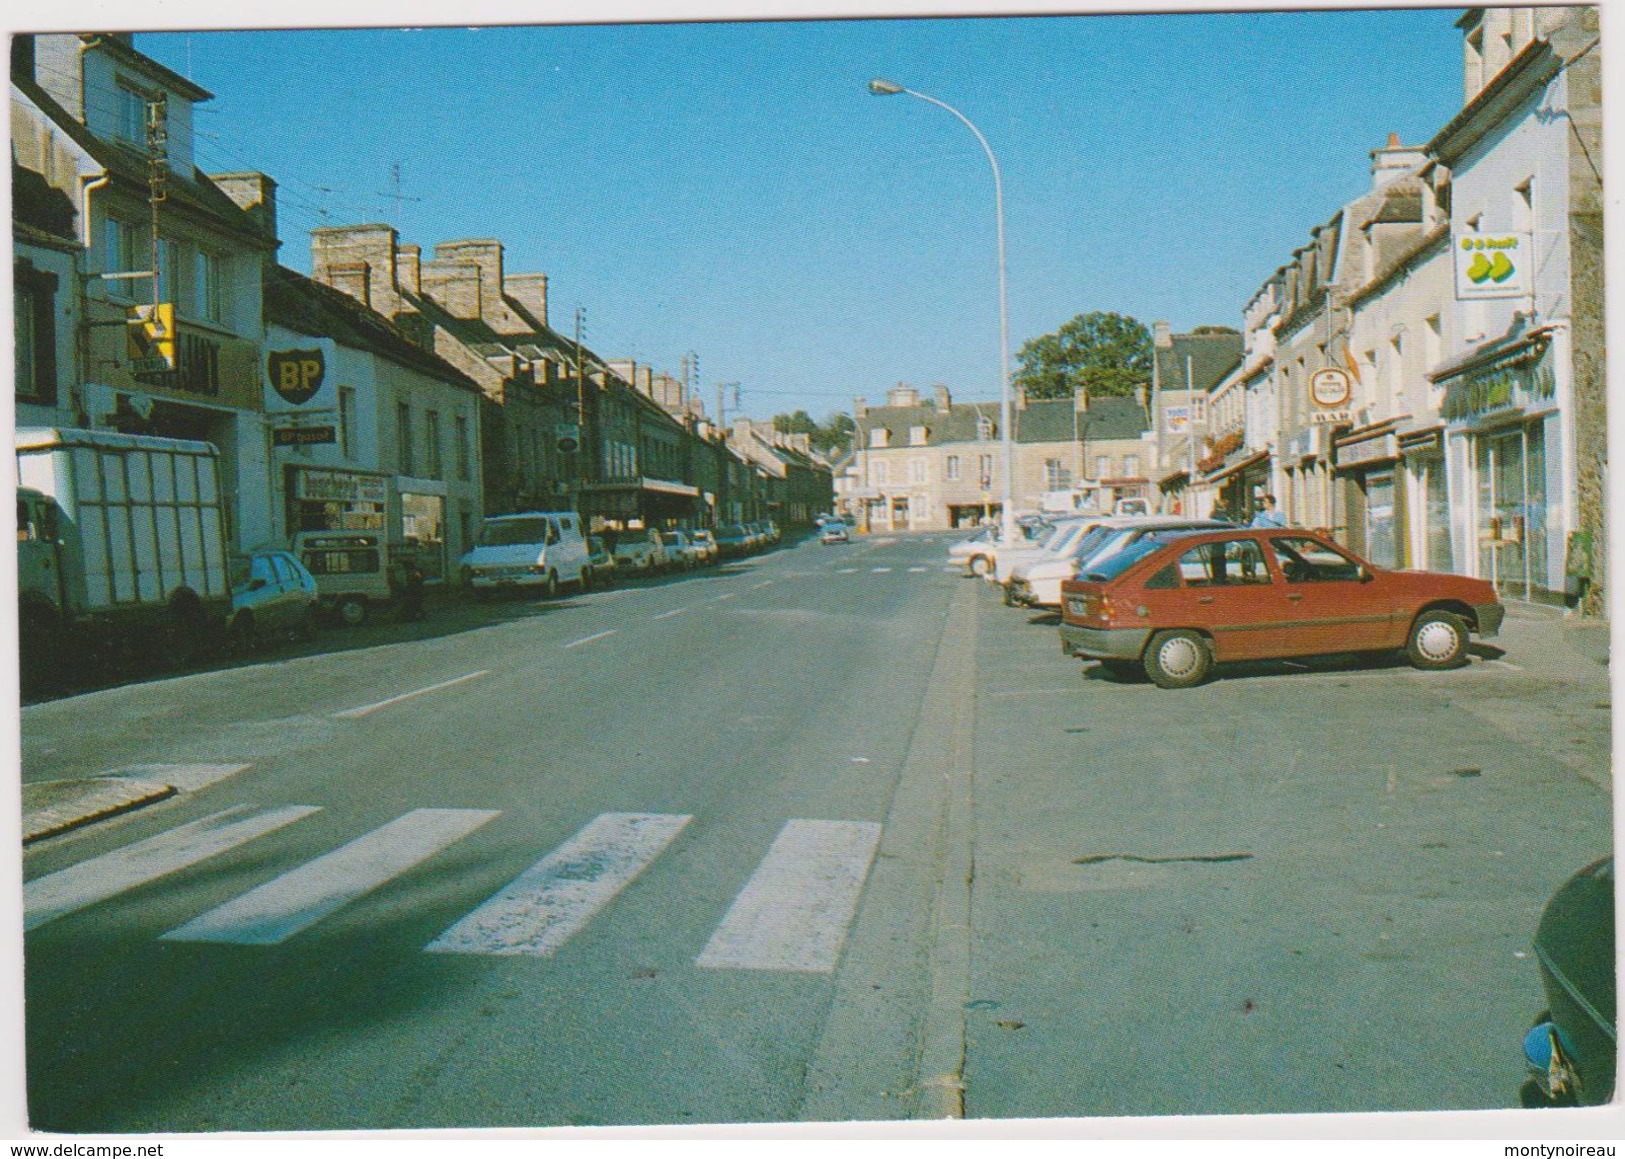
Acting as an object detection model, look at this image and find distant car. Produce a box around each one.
[1521,857,1616,1107]
[820,522,850,544]
[763,520,782,545]
[1058,527,1504,688]
[660,530,700,571]
[610,528,667,575]
[586,536,617,586]
[229,548,318,651]
[991,516,1099,586]
[714,524,751,559]
[689,529,719,566]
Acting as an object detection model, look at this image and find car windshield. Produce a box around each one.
[1066,526,1115,562]
[479,517,549,546]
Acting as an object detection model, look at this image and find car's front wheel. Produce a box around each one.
[337,596,368,627]
[1144,629,1212,689]
[969,555,990,577]
[1405,609,1469,670]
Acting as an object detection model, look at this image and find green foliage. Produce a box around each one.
[772,409,856,455]
[1013,312,1153,401]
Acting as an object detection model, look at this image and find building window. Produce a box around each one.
[14,262,59,406]
[195,250,225,323]
[338,387,356,458]
[869,427,889,449]
[1123,454,1140,477]
[910,458,927,485]
[979,454,993,486]
[945,455,961,481]
[397,403,413,474]
[455,414,471,480]
[873,460,888,486]
[1044,459,1071,490]
[1095,455,1111,478]
[103,216,144,292]
[115,84,148,146]
[425,411,443,478]
[909,425,928,446]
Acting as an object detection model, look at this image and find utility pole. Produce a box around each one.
[377,162,423,219]
[146,93,167,313]
[575,306,588,487]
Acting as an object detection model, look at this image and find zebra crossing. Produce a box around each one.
[25,803,884,974]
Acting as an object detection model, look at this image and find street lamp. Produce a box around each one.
[868,77,1015,547]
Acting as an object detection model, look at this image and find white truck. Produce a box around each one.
[16,427,232,691]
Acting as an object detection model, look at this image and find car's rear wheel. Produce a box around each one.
[1144,629,1212,689]
[1405,609,1469,670]
[969,555,990,577]
[228,611,258,655]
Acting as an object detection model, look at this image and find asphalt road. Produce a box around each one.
[17,531,1614,1130]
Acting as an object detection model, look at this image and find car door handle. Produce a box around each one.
[1197,596,1215,605]
[1287,593,1304,602]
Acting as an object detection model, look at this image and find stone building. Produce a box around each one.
[13,33,279,549]
[1147,324,1243,516]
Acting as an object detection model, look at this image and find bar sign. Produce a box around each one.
[274,426,337,447]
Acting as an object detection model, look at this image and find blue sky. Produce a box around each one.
[141,10,1465,420]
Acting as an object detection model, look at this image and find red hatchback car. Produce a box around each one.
[1058,527,1505,688]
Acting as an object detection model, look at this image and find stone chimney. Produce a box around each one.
[1370,132,1427,190]
[732,417,755,442]
[419,257,483,320]
[433,240,528,333]
[504,273,548,329]
[788,432,812,454]
[1015,383,1027,411]
[209,172,277,242]
[312,225,402,316]
[1074,385,1089,413]
[933,383,951,414]
[396,244,421,295]
[1153,320,1172,349]
[853,396,867,420]
[886,383,920,408]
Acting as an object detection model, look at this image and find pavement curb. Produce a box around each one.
[22,777,176,844]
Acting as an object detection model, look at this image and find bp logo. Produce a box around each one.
[267,348,326,405]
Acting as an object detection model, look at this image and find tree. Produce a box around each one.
[771,409,856,455]
[1013,311,1152,401]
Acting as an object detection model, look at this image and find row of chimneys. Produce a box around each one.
[856,380,1148,418]
[308,224,550,335]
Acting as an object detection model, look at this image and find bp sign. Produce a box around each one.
[1454,231,1532,299]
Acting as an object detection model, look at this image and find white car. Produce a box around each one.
[1007,515,1234,609]
[989,516,1102,587]
[460,511,593,598]
[949,522,1046,578]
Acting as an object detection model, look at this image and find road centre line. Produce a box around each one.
[751,580,774,589]
[425,812,691,957]
[563,629,618,649]
[24,806,322,931]
[697,819,882,972]
[652,608,688,620]
[332,671,491,719]
[714,592,737,601]
[871,567,892,573]
[985,688,1080,698]
[162,808,500,946]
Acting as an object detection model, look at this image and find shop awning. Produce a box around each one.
[1201,449,1270,485]
[582,477,700,499]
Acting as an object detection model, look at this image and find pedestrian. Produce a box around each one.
[1250,494,1286,528]
[391,551,426,621]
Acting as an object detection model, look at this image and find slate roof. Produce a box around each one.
[1154,333,1244,395]
[855,392,1149,447]
[264,265,482,394]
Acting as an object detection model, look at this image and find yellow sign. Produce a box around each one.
[126,303,176,373]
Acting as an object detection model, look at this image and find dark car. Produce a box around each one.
[713,524,751,558]
[228,547,319,651]
[1058,527,1504,688]
[1521,857,1616,1107]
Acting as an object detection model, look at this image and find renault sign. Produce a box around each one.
[1454,231,1532,300]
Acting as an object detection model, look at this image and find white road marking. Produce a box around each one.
[985,688,1078,698]
[161,808,500,946]
[24,806,322,931]
[714,593,737,601]
[836,568,858,574]
[870,567,892,574]
[563,629,618,649]
[332,671,491,719]
[751,581,774,589]
[697,819,882,973]
[425,812,691,957]
[908,567,929,573]
[652,608,688,620]
[108,763,251,792]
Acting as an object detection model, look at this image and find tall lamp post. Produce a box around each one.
[868,78,1015,547]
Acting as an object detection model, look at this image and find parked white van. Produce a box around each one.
[460,511,592,598]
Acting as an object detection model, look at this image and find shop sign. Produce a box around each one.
[1310,409,1351,426]
[1399,429,1444,455]
[267,348,327,405]
[1453,231,1532,300]
[295,467,387,504]
[273,426,337,447]
[1440,354,1555,422]
[1164,406,1191,435]
[1336,432,1398,468]
[1310,368,1351,409]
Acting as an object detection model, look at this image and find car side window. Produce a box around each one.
[250,556,277,586]
[1143,563,1180,590]
[269,555,297,585]
[1176,539,1272,587]
[1270,536,1363,583]
[546,521,560,546]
